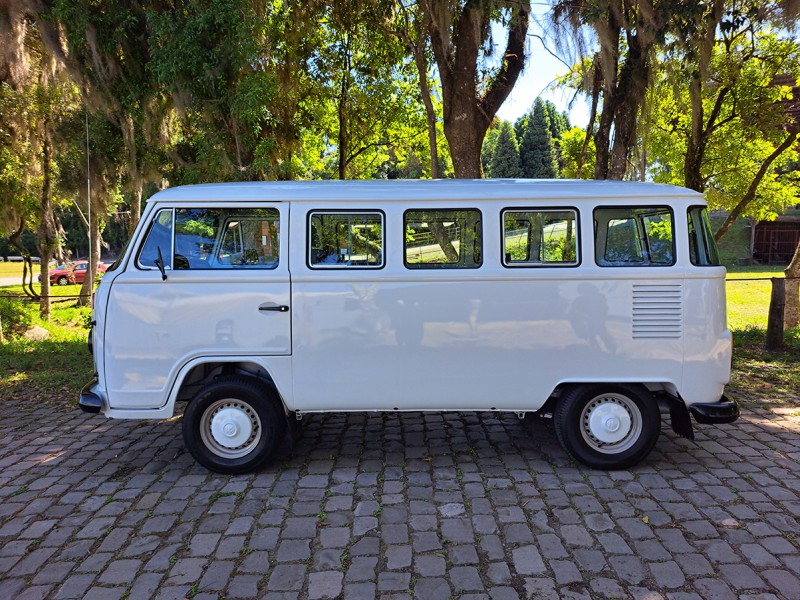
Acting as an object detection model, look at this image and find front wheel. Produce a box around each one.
[554,384,661,470]
[57,276,69,286]
[182,376,287,474]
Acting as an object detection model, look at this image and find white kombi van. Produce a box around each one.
[80,179,738,473]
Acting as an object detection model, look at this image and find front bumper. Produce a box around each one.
[689,396,740,424]
[79,378,105,414]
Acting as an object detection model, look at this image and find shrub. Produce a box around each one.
[0,297,33,339]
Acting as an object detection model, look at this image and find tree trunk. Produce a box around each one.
[443,106,488,179]
[608,38,648,180]
[422,0,529,180]
[78,199,102,307]
[38,115,56,321]
[785,239,800,329]
[577,58,601,179]
[412,35,440,179]
[338,33,352,181]
[121,114,143,234]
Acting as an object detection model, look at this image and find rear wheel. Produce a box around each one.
[554,384,661,470]
[182,376,287,474]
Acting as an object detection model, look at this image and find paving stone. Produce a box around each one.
[308,571,343,600]
[344,582,377,600]
[649,561,685,588]
[550,559,582,585]
[267,564,306,591]
[378,571,411,592]
[512,545,546,575]
[412,577,450,600]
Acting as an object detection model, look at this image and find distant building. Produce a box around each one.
[753,214,800,264]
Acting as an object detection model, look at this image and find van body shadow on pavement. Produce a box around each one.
[0,399,799,600]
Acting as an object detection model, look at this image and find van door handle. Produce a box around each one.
[259,303,289,313]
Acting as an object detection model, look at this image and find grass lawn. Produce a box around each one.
[0,262,26,276]
[0,300,92,403]
[725,265,786,330]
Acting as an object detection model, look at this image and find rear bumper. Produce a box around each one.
[79,378,106,414]
[689,396,740,424]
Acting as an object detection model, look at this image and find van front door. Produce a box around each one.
[104,204,290,410]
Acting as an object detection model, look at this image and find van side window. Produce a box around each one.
[211,209,279,268]
[688,206,721,266]
[308,212,384,268]
[503,209,578,266]
[404,209,482,269]
[137,207,281,271]
[594,207,675,266]
[137,209,174,269]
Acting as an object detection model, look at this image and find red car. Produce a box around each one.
[49,260,107,286]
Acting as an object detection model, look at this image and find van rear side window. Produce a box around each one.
[309,212,384,268]
[594,207,675,266]
[688,206,720,266]
[404,209,482,269]
[503,209,578,266]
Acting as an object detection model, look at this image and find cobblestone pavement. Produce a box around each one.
[1,399,800,600]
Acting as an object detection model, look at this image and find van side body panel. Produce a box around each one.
[88,180,729,420]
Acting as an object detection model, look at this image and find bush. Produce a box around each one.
[0,297,34,338]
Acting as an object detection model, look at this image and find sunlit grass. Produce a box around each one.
[725,267,785,330]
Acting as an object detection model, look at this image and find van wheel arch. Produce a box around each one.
[182,375,287,474]
[552,382,661,470]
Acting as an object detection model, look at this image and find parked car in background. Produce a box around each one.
[50,260,107,286]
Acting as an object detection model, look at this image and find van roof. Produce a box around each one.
[148,179,704,203]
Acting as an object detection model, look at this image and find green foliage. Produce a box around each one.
[481,124,501,176]
[520,98,558,178]
[559,127,596,179]
[647,27,800,222]
[488,121,522,178]
[0,298,33,338]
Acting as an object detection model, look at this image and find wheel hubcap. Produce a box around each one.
[580,393,642,454]
[200,399,261,459]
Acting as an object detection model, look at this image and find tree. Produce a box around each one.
[520,98,558,178]
[0,14,81,319]
[559,127,597,179]
[51,0,165,233]
[312,1,427,179]
[488,121,522,178]
[647,27,800,240]
[421,0,530,178]
[481,123,501,176]
[390,1,443,178]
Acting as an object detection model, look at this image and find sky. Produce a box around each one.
[494,11,591,128]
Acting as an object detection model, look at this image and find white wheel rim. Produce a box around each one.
[200,398,261,459]
[580,393,642,454]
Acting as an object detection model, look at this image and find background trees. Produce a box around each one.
[1,0,799,290]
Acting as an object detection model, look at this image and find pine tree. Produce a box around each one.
[543,100,570,139]
[481,125,501,176]
[488,121,522,178]
[520,98,557,178]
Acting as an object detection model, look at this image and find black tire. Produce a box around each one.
[57,276,69,286]
[553,384,661,470]
[182,376,287,474]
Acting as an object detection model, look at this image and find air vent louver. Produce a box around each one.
[632,284,682,339]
